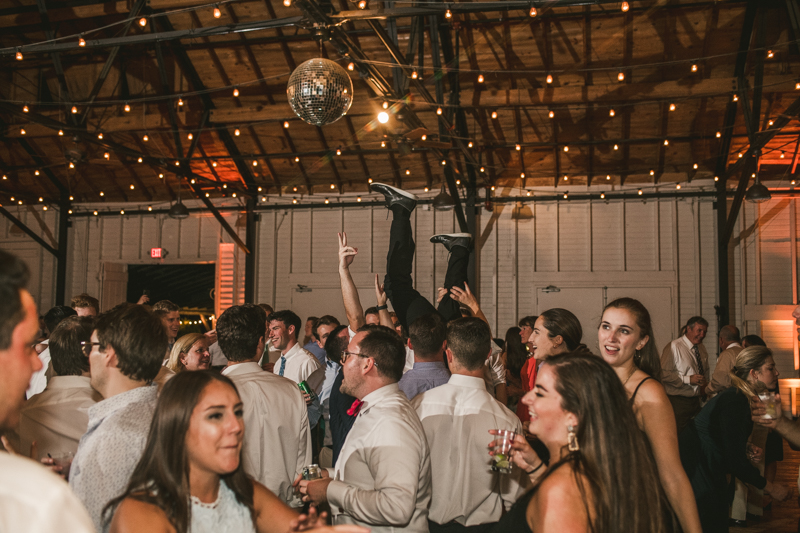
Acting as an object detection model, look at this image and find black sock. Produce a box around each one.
[390,204,411,219]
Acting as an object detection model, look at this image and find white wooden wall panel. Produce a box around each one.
[591,202,623,272]
[496,206,518,332]
[534,203,557,272]
[698,200,719,327]
[758,200,792,305]
[343,208,373,274]
[311,210,343,273]
[558,203,590,272]
[659,202,674,271]
[625,202,657,271]
[515,207,536,318]
[274,211,293,309]
[478,208,498,330]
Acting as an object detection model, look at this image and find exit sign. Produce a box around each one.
[150,247,165,258]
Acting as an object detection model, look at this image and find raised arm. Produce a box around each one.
[338,232,365,331]
[449,283,491,333]
[374,274,394,330]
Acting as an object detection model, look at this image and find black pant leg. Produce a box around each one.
[437,245,471,323]
[384,212,436,331]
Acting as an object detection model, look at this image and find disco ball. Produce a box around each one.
[287,58,353,126]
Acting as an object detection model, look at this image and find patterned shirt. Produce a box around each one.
[70,384,158,532]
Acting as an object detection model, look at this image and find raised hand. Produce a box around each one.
[338,232,358,270]
[436,287,448,304]
[375,274,388,307]
[450,282,478,311]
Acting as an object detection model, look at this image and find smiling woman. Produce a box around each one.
[104,371,328,533]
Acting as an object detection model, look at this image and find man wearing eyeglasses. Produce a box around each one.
[70,303,167,532]
[296,325,432,533]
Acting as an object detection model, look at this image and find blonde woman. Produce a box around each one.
[679,346,790,532]
[167,333,211,372]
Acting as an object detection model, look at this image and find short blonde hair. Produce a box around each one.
[167,333,206,373]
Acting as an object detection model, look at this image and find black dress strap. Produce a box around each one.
[630,376,654,403]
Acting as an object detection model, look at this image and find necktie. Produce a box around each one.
[347,399,364,416]
[692,345,704,376]
[278,356,286,377]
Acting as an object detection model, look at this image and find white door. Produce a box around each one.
[100,263,128,312]
[536,287,605,350]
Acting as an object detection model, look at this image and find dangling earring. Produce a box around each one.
[567,424,579,452]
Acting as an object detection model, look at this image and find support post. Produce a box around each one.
[55,193,70,305]
[244,196,257,303]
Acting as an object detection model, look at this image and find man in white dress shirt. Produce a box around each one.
[0,250,95,533]
[19,315,102,460]
[26,305,77,398]
[269,309,324,455]
[297,325,432,533]
[219,304,312,507]
[660,316,710,431]
[413,317,527,533]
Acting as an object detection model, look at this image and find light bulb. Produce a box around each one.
[617,71,625,82]
[58,129,64,136]
[768,120,774,126]
[478,74,484,83]
[445,9,452,18]
[71,106,78,114]
[378,111,389,123]
[480,167,485,173]
[563,175,568,181]
[324,198,330,204]
[124,103,130,112]
[468,141,473,148]
[411,71,418,79]
[600,193,605,199]
[23,105,28,113]
[234,128,240,136]
[293,198,298,204]
[691,64,698,72]
[69,162,75,169]
[546,74,553,84]
[421,134,427,140]
[284,0,291,5]
[20,128,26,135]
[693,163,698,169]
[336,148,342,155]
[606,175,611,180]
[442,160,447,166]
[253,161,258,166]
[638,189,643,195]
[104,152,110,159]
[435,107,442,115]
[357,0,367,9]
[491,111,498,119]
[516,144,521,151]
[212,162,217,167]
[781,151,786,159]
[714,176,719,181]
[563,192,568,199]
[139,17,147,26]
[716,131,721,138]
[521,172,526,178]
[529,6,537,17]
[178,97,184,106]
[676,184,681,189]
[768,50,774,58]
[233,87,239,97]
[609,109,615,117]
[42,206,47,211]
[188,133,193,140]
[563,146,569,152]
[406,169,410,175]
[650,169,655,176]
[16,50,23,60]
[143,134,149,141]
[137,157,143,163]
[663,139,669,146]
[159,173,164,178]
[381,141,386,148]
[283,121,290,128]
[669,103,676,111]
[78,37,86,47]
[549,110,554,118]
[357,196,362,202]
[214,6,221,17]
[613,144,619,150]
[733,94,738,102]
[348,62,354,71]
[621,1,630,12]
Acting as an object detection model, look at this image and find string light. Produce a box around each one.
[606,175,611,180]
[99,191,104,196]
[468,141,473,148]
[382,101,389,109]
[58,129,63,135]
[520,172,525,178]
[357,0,367,9]
[139,17,147,26]
[563,175,569,181]
[357,196,362,202]
[491,111,498,119]
[529,6,537,17]
[283,121,290,128]
[148,206,152,211]
[617,71,625,82]
[93,211,98,216]
[20,128,26,135]
[436,107,442,115]
[421,135,427,140]
[638,189,643,195]
[406,169,410,175]
[178,97,184,106]
[295,157,300,162]
[546,74,553,84]
[480,167,485,173]
[691,64,698,72]
[34,170,40,176]
[138,157,143,163]
[336,148,342,155]
[650,169,655,176]
[23,105,28,113]
[767,50,774,58]
[213,5,221,17]
[104,152,110,159]
[424,187,429,192]
[441,160,447,165]
[188,133,193,140]
[663,139,669,145]
[781,151,786,159]
[693,163,698,169]
[293,198,298,204]
[445,8,452,18]
[71,106,78,114]
[284,0,291,5]
[143,134,149,141]
[621,1,630,12]
[609,109,615,117]
[324,198,330,204]
[563,146,569,152]
[676,183,681,189]
[716,131,721,138]
[348,62,354,71]
[159,173,164,178]
[563,192,569,199]
[732,94,738,102]
[233,87,239,97]
[600,193,605,199]
[38,197,43,202]
[613,144,619,150]
[378,111,389,123]
[124,102,131,112]
[516,144,521,151]
[669,103,676,111]
[368,178,373,183]
[234,128,240,136]
[212,161,217,167]
[478,74,484,83]
[796,82,800,90]
[120,209,125,214]
[714,176,719,181]
[411,71,418,79]
[253,160,258,166]
[527,191,531,197]
[78,37,86,47]
[381,140,387,148]
[16,49,23,61]
[69,162,75,169]
[456,179,460,184]
[768,120,774,126]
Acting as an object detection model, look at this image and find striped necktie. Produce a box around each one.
[692,345,704,376]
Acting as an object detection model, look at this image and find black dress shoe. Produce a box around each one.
[729,519,747,528]
[369,182,417,213]
[430,233,473,252]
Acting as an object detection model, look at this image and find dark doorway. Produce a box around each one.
[127,264,215,311]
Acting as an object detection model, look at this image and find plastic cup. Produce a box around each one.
[491,429,515,474]
[759,392,778,419]
[51,451,74,480]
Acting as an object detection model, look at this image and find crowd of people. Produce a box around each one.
[0,183,797,533]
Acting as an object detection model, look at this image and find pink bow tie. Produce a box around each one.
[347,399,364,416]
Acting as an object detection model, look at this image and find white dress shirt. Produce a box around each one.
[71,384,158,532]
[222,362,312,507]
[26,340,50,398]
[0,453,94,533]
[327,383,432,533]
[660,335,710,397]
[277,342,325,393]
[412,374,527,526]
[19,375,102,460]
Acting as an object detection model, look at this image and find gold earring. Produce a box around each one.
[567,424,579,452]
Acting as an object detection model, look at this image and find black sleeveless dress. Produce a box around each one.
[491,489,534,533]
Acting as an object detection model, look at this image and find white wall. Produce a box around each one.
[2,192,799,377]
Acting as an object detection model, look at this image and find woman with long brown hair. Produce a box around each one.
[106,370,366,533]
[679,346,790,533]
[492,353,676,533]
[597,297,702,533]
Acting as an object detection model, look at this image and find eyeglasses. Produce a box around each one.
[341,350,378,367]
[80,341,102,356]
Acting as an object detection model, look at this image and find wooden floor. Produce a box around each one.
[739,442,799,533]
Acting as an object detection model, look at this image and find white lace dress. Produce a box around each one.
[189,481,255,533]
